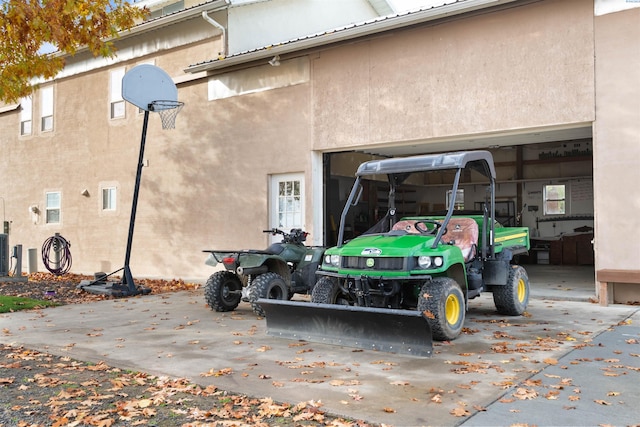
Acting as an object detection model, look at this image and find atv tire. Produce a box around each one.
[204,271,242,312]
[493,265,530,315]
[418,277,465,341]
[311,276,351,305]
[248,272,289,316]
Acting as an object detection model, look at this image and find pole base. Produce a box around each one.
[78,279,151,297]
[77,266,151,298]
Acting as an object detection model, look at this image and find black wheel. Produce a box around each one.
[204,271,242,312]
[418,277,465,341]
[248,272,289,316]
[493,265,530,315]
[311,276,351,305]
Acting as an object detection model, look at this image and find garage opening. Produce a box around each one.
[323,138,595,297]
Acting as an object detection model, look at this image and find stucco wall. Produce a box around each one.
[0,38,312,279]
[312,0,595,150]
[593,7,640,275]
[5,0,634,285]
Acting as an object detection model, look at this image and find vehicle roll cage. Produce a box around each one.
[337,150,497,259]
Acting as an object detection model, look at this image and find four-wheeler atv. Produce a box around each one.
[203,228,324,316]
[258,150,531,357]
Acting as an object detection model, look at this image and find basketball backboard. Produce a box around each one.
[122,64,178,111]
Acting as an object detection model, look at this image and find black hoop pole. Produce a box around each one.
[121,108,150,293]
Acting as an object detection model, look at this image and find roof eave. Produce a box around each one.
[49,0,229,59]
[184,0,518,74]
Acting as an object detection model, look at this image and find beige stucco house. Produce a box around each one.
[0,0,638,303]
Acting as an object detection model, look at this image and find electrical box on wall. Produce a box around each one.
[0,234,8,276]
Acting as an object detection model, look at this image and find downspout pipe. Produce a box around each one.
[202,10,227,57]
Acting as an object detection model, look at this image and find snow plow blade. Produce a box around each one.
[257,299,433,357]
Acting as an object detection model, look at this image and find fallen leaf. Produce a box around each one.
[513,388,538,400]
[450,406,470,417]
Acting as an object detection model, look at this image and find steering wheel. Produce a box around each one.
[414,220,446,235]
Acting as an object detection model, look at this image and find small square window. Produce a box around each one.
[102,188,117,210]
[21,120,32,136]
[111,101,125,119]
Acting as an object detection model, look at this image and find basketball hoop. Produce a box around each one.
[150,100,184,130]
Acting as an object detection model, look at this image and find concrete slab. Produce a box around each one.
[462,309,640,426]
[0,284,635,426]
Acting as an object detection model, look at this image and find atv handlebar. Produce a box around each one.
[263,228,309,245]
[263,228,285,236]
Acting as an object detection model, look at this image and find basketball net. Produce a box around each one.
[149,100,184,130]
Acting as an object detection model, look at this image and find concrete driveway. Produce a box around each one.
[1,265,638,426]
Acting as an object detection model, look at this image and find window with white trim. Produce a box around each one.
[110,68,125,119]
[41,86,54,131]
[102,187,117,211]
[46,191,61,224]
[20,96,32,135]
[543,184,566,215]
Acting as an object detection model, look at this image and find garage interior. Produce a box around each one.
[323,126,595,282]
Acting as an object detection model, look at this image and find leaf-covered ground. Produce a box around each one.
[0,274,375,426]
[0,344,371,427]
[0,273,201,306]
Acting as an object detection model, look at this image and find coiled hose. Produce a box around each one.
[42,234,72,275]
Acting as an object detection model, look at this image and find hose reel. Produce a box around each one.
[42,234,72,275]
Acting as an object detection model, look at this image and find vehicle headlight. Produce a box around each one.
[433,256,443,267]
[417,256,432,269]
[330,254,340,266]
[324,254,340,267]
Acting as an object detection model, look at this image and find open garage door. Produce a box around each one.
[322,125,595,298]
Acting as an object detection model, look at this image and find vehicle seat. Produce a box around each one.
[442,218,478,262]
[265,243,284,255]
[391,220,420,234]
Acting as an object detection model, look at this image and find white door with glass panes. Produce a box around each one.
[269,173,305,244]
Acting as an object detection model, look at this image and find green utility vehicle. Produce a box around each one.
[259,151,530,357]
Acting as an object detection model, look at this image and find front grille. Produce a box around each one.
[342,256,406,271]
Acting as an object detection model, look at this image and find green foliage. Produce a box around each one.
[0,0,148,103]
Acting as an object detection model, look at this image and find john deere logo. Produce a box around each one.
[366,258,375,268]
[361,248,382,255]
